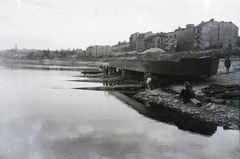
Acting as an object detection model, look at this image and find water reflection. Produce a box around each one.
[0,62,239,159]
[110,92,217,136]
[0,61,94,71]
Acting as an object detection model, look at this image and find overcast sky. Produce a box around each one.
[0,0,239,50]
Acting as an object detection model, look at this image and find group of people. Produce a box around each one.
[100,64,109,75]
[178,56,231,102]
[143,72,195,103]
[142,55,232,103]
[100,64,117,75]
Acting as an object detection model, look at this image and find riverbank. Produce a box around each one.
[133,57,240,130]
[2,57,239,130]
[75,56,239,130]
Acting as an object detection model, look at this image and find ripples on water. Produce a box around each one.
[0,61,239,159]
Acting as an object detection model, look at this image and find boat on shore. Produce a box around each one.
[81,68,103,75]
[109,57,220,76]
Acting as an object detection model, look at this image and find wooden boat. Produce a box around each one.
[81,68,103,74]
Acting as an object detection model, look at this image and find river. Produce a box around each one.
[0,61,239,159]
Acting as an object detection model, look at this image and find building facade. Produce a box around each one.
[86,45,111,57]
[165,31,177,51]
[194,19,219,50]
[193,19,238,50]
[129,32,139,51]
[144,32,166,50]
[218,21,239,48]
[137,32,153,52]
[129,32,153,52]
[86,19,238,56]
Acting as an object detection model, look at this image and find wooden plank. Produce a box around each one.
[190,98,202,107]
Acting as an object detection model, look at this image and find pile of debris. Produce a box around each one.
[201,84,240,99]
[140,48,166,54]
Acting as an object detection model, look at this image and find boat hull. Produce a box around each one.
[109,57,219,76]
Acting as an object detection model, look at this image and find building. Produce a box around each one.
[175,24,195,51]
[218,21,239,48]
[86,45,111,57]
[193,19,238,50]
[129,32,139,51]
[129,32,153,52]
[165,31,177,51]
[144,32,166,50]
[86,19,238,56]
[137,32,153,52]
[194,19,219,50]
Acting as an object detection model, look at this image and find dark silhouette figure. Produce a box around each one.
[224,56,231,74]
[106,65,109,75]
[179,81,195,103]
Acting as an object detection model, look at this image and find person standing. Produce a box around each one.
[106,65,109,75]
[144,72,152,91]
[224,56,231,74]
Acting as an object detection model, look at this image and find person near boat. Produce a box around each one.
[144,72,152,90]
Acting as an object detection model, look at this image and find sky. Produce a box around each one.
[0,0,239,50]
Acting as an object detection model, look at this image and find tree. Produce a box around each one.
[43,50,50,59]
[26,52,34,59]
[59,51,67,58]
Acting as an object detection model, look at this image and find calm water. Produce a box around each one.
[0,62,239,159]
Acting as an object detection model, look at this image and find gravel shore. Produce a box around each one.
[133,57,240,130]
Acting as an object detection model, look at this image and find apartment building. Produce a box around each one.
[165,31,177,51]
[129,32,153,52]
[86,45,111,57]
[194,19,219,50]
[144,32,166,50]
[194,19,238,50]
[85,19,238,56]
[218,21,239,48]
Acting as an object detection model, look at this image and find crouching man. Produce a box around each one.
[179,81,195,103]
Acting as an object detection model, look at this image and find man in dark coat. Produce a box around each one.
[179,81,195,103]
[224,56,231,74]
